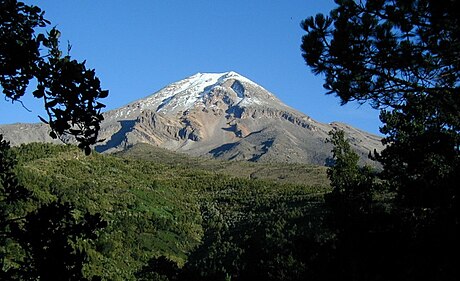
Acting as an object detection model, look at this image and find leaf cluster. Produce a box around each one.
[301,0,460,109]
[0,0,108,153]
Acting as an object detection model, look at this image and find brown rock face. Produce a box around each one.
[0,71,383,165]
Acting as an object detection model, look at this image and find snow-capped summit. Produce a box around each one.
[95,71,382,164]
[105,71,281,121]
[0,71,382,165]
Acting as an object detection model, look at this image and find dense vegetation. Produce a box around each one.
[2,142,330,280]
[301,0,459,280]
[116,143,328,187]
[1,0,458,280]
[1,2,109,278]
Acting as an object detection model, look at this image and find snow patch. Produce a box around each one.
[114,71,278,116]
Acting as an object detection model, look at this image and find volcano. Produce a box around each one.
[0,71,382,165]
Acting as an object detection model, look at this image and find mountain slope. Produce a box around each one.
[95,71,381,165]
[115,143,329,186]
[11,142,329,280]
[0,71,382,165]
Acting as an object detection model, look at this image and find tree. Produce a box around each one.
[301,0,459,206]
[324,130,386,280]
[0,135,30,279]
[11,201,106,281]
[300,0,459,203]
[1,1,108,279]
[301,0,459,109]
[136,256,180,281]
[1,0,108,154]
[301,0,459,279]
[325,130,374,221]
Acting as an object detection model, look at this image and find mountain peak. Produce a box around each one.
[192,70,242,78]
[187,71,256,89]
[0,71,383,165]
[106,71,281,121]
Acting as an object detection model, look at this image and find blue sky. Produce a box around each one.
[1,0,381,134]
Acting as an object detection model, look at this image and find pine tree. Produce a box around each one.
[302,1,460,279]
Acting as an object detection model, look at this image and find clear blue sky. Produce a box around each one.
[1,0,381,134]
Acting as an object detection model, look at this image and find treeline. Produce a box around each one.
[4,130,458,281]
[298,0,459,280]
[2,0,458,280]
[2,142,329,280]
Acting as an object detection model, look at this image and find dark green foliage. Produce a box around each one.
[325,129,376,233]
[136,256,180,281]
[301,0,459,208]
[182,202,329,281]
[2,2,109,275]
[1,139,106,280]
[0,136,30,210]
[323,130,401,280]
[1,0,107,152]
[301,0,460,109]
[174,169,330,281]
[11,201,106,281]
[379,95,460,207]
[326,130,374,200]
[0,0,48,101]
[301,1,460,279]
[0,136,31,280]
[7,142,330,280]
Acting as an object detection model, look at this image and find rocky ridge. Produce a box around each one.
[0,71,383,165]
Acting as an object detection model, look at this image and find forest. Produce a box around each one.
[1,0,459,280]
[2,142,329,280]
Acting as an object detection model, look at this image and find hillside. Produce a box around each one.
[115,143,328,186]
[9,143,330,280]
[0,72,383,166]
